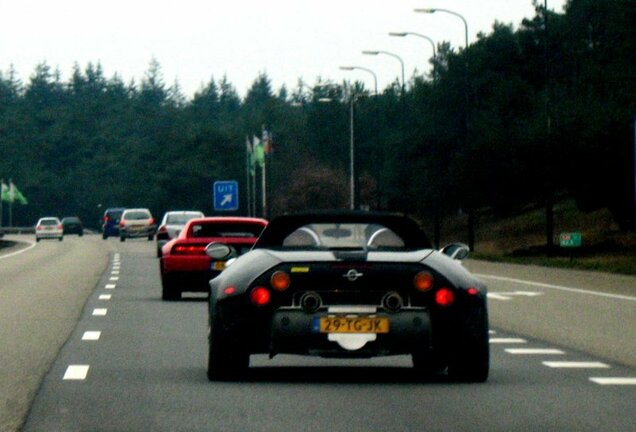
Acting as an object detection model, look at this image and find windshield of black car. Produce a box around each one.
[281,223,405,249]
[190,223,264,238]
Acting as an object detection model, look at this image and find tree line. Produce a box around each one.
[0,0,634,244]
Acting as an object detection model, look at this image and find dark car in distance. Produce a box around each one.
[102,207,125,239]
[205,211,489,382]
[61,217,84,236]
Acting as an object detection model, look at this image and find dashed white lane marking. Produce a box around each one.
[490,338,527,344]
[543,361,610,369]
[99,294,111,300]
[105,284,116,289]
[487,293,512,301]
[82,331,101,341]
[589,377,636,385]
[476,274,636,302]
[506,348,565,355]
[63,365,89,380]
[92,308,107,316]
[111,270,120,275]
[109,276,119,281]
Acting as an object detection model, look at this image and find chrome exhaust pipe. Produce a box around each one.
[300,291,322,313]
[382,291,403,312]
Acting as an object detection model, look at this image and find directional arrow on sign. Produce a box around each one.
[221,194,232,206]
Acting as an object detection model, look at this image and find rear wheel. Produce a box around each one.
[120,235,125,242]
[161,274,181,301]
[148,234,154,241]
[207,308,249,381]
[447,305,490,382]
[102,233,108,239]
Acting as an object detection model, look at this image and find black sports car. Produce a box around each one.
[206,211,489,382]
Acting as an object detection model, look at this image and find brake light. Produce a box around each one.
[467,287,479,296]
[435,288,455,307]
[149,218,154,225]
[57,224,63,230]
[36,225,43,230]
[104,216,109,223]
[414,271,434,292]
[250,286,270,306]
[223,286,236,296]
[119,220,126,227]
[270,271,291,291]
[158,225,167,233]
[172,244,206,255]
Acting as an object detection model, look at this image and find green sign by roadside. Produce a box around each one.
[560,232,582,248]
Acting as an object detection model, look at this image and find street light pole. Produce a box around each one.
[414,8,468,49]
[362,50,405,95]
[339,66,378,95]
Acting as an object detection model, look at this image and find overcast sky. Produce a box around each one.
[0,0,567,98]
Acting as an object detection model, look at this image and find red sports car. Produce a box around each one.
[159,217,268,300]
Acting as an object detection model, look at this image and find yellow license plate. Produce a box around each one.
[319,316,389,334]
[211,261,225,271]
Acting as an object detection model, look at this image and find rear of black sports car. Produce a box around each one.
[207,248,489,382]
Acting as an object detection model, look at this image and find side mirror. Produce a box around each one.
[205,242,232,259]
[441,243,470,260]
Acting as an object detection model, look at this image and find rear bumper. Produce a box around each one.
[120,225,155,238]
[267,308,432,357]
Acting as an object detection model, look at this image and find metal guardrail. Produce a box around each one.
[0,227,36,234]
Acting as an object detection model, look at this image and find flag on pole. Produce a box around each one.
[252,135,265,168]
[263,129,274,154]
[9,180,28,205]
[0,180,9,202]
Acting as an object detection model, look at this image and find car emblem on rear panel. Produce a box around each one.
[343,269,363,282]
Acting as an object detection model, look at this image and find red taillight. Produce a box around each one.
[250,287,270,306]
[119,220,126,227]
[172,245,206,255]
[158,225,167,233]
[270,271,291,291]
[435,288,455,307]
[414,271,434,292]
[57,224,63,230]
[467,287,479,296]
[103,216,109,223]
[149,218,154,225]
[223,286,236,296]
[36,225,43,230]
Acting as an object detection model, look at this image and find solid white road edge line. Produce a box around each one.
[475,274,636,302]
[490,338,527,344]
[0,240,37,260]
[589,377,636,385]
[543,361,610,368]
[506,348,565,355]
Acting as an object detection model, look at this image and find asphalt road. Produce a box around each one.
[2,236,636,431]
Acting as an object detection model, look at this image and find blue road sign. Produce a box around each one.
[213,180,239,211]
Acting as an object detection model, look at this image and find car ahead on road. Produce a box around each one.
[102,207,125,239]
[156,210,205,257]
[160,217,267,301]
[61,217,84,236]
[205,211,489,382]
[119,208,156,241]
[35,217,63,242]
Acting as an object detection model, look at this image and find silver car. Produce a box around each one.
[155,210,204,256]
[119,208,156,241]
[35,217,63,242]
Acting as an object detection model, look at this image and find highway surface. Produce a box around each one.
[1,235,635,431]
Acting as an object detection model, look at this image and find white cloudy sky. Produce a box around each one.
[0,0,567,98]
